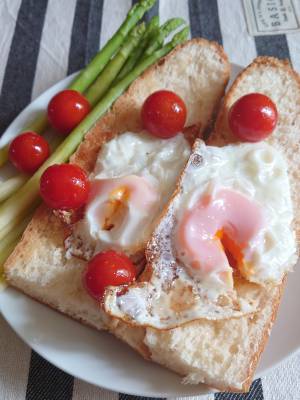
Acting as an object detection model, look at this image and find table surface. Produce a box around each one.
[1,1,300,399]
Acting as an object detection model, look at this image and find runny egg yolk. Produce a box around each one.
[214,230,256,279]
[215,229,244,270]
[102,186,130,231]
[177,188,265,285]
[86,175,159,251]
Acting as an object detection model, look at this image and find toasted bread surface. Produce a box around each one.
[110,57,299,392]
[210,56,300,237]
[4,39,230,334]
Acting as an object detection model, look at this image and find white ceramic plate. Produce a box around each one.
[0,64,300,398]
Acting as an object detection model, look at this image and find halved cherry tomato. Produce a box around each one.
[141,90,187,138]
[47,90,91,135]
[9,131,50,174]
[40,163,90,210]
[228,93,278,142]
[83,250,136,301]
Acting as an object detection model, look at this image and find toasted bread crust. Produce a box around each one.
[209,57,300,390]
[241,278,286,392]
[5,205,64,274]
[209,59,300,391]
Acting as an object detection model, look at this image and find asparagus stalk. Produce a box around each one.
[0,27,189,237]
[0,240,17,267]
[0,198,40,241]
[0,213,33,254]
[0,0,157,168]
[0,175,27,203]
[0,211,32,286]
[85,23,146,107]
[69,0,156,92]
[0,240,16,287]
[116,16,159,82]
[141,17,185,59]
[0,235,15,270]
[0,145,10,168]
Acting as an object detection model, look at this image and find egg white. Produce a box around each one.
[66,131,191,259]
[104,140,297,329]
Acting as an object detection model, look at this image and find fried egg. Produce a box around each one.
[104,140,297,329]
[65,131,191,259]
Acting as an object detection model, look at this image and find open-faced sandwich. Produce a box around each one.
[103,57,300,391]
[1,0,299,393]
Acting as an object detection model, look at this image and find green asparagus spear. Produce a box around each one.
[0,175,27,203]
[116,16,159,82]
[0,26,189,237]
[85,23,146,106]
[0,197,40,242]
[141,17,186,59]
[0,213,32,287]
[0,240,17,266]
[0,213,33,255]
[0,240,16,287]
[0,0,157,168]
[69,0,157,92]
[0,147,8,167]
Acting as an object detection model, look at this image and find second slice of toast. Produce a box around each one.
[104,57,300,392]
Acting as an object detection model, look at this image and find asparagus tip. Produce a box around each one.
[172,26,190,46]
[150,15,159,27]
[141,0,157,8]
[133,22,146,36]
[129,0,157,16]
[162,17,186,35]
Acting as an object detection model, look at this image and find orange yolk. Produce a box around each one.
[215,229,244,270]
[176,188,264,284]
[102,186,130,231]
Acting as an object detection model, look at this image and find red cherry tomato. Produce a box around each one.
[9,131,50,174]
[83,250,136,301]
[228,93,278,142]
[141,90,187,138]
[40,164,90,210]
[47,90,91,135]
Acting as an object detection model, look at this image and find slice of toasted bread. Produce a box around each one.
[104,57,300,392]
[4,39,230,332]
